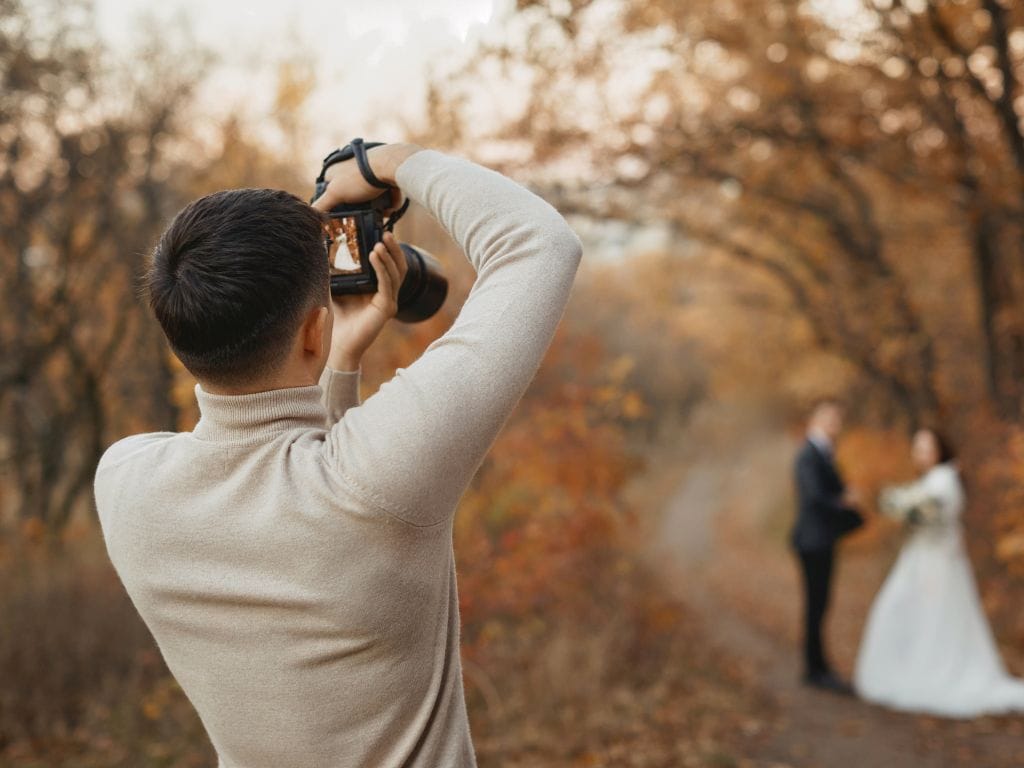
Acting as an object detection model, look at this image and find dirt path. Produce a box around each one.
[630,416,1024,768]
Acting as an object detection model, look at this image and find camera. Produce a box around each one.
[313,140,448,323]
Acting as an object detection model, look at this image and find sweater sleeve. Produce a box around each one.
[319,367,361,427]
[920,465,965,524]
[934,468,965,523]
[322,150,582,526]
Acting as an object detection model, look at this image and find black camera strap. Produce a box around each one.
[351,138,390,190]
[315,138,410,229]
[315,138,384,184]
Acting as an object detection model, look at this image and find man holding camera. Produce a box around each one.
[94,142,582,767]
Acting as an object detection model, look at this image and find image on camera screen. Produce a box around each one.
[326,216,362,274]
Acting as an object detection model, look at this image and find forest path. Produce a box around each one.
[626,412,1024,767]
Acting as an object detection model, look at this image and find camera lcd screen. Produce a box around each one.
[326,216,363,275]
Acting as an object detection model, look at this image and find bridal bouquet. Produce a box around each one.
[878,484,942,526]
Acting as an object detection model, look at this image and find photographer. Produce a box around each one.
[94,143,582,767]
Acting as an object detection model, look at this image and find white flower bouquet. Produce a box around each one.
[878,484,942,526]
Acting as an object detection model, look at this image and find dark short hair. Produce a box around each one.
[146,188,329,386]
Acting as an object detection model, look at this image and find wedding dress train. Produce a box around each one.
[853,463,1024,717]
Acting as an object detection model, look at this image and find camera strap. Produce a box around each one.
[315,138,385,186]
[315,138,411,229]
[351,138,390,190]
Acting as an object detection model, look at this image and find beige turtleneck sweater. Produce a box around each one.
[94,150,582,768]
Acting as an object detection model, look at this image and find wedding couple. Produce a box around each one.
[792,400,1024,717]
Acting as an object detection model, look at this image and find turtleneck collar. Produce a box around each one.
[192,383,325,443]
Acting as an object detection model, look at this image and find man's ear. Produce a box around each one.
[301,306,330,358]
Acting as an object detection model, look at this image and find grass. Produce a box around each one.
[0,529,770,768]
[0,538,214,768]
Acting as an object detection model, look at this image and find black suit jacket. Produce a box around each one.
[791,440,863,552]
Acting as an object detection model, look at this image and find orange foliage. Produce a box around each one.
[834,426,915,540]
[454,325,645,653]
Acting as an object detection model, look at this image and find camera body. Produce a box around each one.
[323,192,394,295]
[314,141,448,323]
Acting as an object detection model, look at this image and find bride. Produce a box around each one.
[854,428,1024,717]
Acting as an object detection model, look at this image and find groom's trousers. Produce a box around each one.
[797,547,834,677]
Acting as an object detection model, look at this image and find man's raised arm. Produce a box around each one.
[323,149,583,526]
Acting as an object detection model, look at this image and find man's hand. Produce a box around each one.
[314,142,421,371]
[326,232,409,371]
[842,488,863,509]
[311,143,423,214]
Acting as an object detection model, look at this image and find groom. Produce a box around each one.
[792,399,864,693]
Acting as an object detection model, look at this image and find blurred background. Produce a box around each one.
[2,0,1024,765]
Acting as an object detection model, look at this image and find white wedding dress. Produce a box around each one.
[854,462,1024,717]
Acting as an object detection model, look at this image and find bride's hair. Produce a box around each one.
[918,427,956,463]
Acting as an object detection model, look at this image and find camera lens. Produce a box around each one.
[396,244,448,323]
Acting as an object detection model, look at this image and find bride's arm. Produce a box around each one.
[924,466,965,524]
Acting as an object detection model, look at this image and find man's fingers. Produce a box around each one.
[312,161,397,213]
[379,238,404,292]
[369,246,396,314]
[382,232,408,284]
[312,166,345,212]
[370,246,392,294]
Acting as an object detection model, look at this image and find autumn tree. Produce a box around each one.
[423,0,1024,424]
[416,0,1024,625]
[0,0,206,529]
